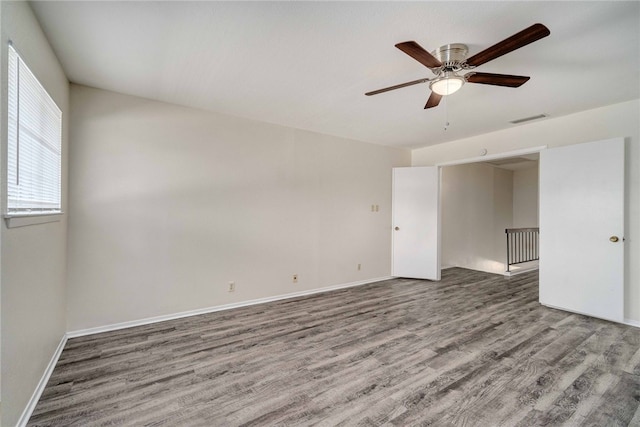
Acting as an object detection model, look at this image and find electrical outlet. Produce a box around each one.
[293,274,298,283]
[375,205,379,212]
[228,281,235,292]
[371,204,375,212]
[357,263,361,271]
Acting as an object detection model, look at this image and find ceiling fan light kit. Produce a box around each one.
[430,72,465,96]
[366,23,550,110]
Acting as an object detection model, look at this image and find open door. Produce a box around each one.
[539,138,624,322]
[392,167,440,280]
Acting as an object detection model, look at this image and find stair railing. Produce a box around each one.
[505,227,539,272]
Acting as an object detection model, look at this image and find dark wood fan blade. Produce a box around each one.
[466,23,550,67]
[466,72,530,87]
[425,92,442,109]
[365,78,430,96]
[395,41,442,68]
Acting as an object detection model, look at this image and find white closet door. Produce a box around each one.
[539,138,625,322]
[392,167,440,280]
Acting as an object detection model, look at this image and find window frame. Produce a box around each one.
[5,42,63,222]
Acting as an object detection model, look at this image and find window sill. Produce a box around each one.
[4,212,64,228]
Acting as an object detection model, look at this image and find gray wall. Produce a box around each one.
[67,85,410,331]
[0,2,69,425]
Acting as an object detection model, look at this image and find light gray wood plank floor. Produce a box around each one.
[28,268,640,426]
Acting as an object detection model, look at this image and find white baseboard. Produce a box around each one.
[503,266,539,277]
[541,302,639,329]
[67,276,393,338]
[19,277,392,426]
[17,334,68,427]
[17,276,638,426]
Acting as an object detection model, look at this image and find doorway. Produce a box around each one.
[440,154,539,276]
[392,138,625,323]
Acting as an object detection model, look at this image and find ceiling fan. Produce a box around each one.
[365,23,550,109]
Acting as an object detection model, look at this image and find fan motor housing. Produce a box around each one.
[432,43,469,69]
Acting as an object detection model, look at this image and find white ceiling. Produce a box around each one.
[30,1,640,149]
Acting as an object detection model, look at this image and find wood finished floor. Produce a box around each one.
[29,268,640,426]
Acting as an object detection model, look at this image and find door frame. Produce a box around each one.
[436,146,548,168]
[435,145,547,273]
[394,146,547,280]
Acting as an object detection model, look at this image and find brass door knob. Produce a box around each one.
[610,236,619,242]
[395,226,400,231]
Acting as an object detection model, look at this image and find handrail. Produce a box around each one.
[506,227,539,272]
[505,227,539,233]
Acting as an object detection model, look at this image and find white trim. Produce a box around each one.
[15,277,638,427]
[17,334,68,427]
[541,302,637,327]
[67,276,393,338]
[4,213,63,228]
[436,145,547,167]
[503,266,539,277]
[624,318,640,329]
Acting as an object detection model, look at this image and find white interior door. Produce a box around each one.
[392,166,440,280]
[539,138,625,322]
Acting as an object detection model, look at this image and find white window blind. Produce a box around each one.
[7,44,62,215]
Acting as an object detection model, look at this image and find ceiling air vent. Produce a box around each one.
[509,114,548,124]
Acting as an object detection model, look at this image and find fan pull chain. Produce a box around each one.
[444,95,450,131]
